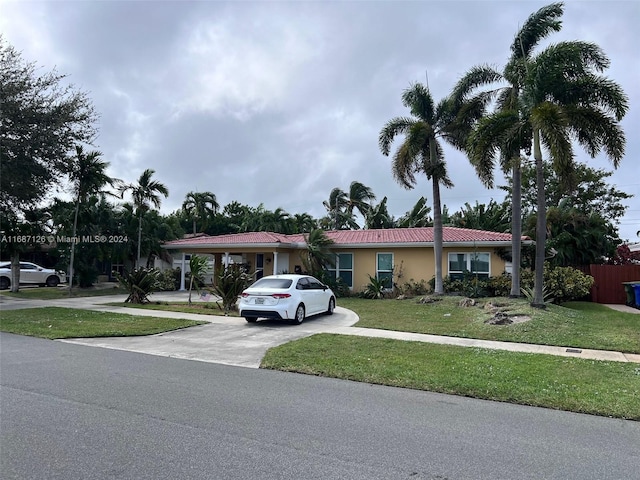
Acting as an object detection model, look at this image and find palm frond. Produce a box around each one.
[378,117,415,155]
[510,2,564,60]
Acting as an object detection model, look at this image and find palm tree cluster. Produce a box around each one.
[379,2,628,304]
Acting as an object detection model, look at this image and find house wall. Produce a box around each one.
[167,245,508,292]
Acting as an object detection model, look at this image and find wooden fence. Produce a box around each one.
[583,264,640,304]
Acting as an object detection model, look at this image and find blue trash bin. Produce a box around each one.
[633,284,640,309]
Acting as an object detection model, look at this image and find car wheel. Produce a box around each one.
[0,277,9,290]
[46,276,60,287]
[245,317,257,323]
[326,297,335,315]
[292,304,305,325]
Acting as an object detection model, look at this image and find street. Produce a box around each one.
[1,332,639,479]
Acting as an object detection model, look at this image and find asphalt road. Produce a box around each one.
[2,333,639,480]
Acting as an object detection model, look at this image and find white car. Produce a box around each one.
[239,274,336,324]
[0,261,66,290]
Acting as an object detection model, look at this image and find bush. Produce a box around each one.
[115,268,159,304]
[487,270,535,297]
[361,275,390,299]
[543,265,594,304]
[156,268,180,291]
[400,278,430,297]
[213,265,253,314]
[316,271,351,298]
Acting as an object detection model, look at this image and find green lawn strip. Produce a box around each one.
[339,297,640,354]
[0,307,206,339]
[0,286,126,300]
[105,301,239,317]
[261,334,640,420]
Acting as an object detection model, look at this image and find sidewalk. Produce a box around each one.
[2,291,639,365]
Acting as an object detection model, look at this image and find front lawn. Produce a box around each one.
[0,307,205,339]
[107,301,238,317]
[0,285,126,300]
[262,334,640,420]
[339,297,640,354]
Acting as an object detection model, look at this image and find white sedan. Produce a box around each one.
[0,262,66,290]
[239,274,336,324]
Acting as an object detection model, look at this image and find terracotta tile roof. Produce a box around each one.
[163,227,529,249]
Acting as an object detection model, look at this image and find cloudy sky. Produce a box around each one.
[2,0,638,241]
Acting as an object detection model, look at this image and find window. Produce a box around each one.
[448,252,490,279]
[377,253,393,288]
[327,253,353,288]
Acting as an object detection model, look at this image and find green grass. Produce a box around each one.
[262,334,640,420]
[0,285,126,300]
[339,297,640,354]
[0,307,206,339]
[106,301,240,317]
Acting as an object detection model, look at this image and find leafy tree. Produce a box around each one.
[457,2,564,298]
[379,82,486,294]
[182,191,218,235]
[396,197,432,228]
[292,213,318,233]
[119,169,169,267]
[1,37,97,290]
[67,146,118,291]
[510,159,632,225]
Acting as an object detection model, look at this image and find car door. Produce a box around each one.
[307,277,326,315]
[20,263,39,284]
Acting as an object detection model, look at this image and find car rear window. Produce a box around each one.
[251,278,293,289]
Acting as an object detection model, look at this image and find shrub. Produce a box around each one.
[316,270,351,298]
[400,278,430,297]
[543,265,594,304]
[361,274,389,299]
[115,268,159,304]
[156,268,180,291]
[213,265,253,314]
[487,270,535,297]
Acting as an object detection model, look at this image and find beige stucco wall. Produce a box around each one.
[167,245,508,292]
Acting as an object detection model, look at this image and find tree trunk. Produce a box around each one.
[137,215,142,269]
[68,196,81,296]
[10,254,20,293]
[532,129,546,308]
[509,158,522,297]
[193,218,196,235]
[430,141,444,295]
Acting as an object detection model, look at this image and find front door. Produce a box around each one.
[256,254,264,279]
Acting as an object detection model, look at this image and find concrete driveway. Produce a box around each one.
[60,306,358,368]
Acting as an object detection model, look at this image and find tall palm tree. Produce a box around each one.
[456,2,564,298]
[522,40,627,305]
[120,169,169,268]
[182,191,219,235]
[379,83,486,294]
[68,145,118,292]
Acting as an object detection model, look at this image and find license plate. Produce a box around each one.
[255,298,265,305]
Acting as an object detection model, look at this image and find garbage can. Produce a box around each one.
[622,282,637,306]
[633,284,640,310]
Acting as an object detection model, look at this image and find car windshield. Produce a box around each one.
[250,278,293,289]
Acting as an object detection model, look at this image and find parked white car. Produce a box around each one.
[239,274,336,324]
[0,262,65,289]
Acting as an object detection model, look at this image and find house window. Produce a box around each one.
[327,253,353,288]
[448,252,490,279]
[377,252,393,288]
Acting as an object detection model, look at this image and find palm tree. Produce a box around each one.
[182,191,218,235]
[523,40,627,305]
[456,2,564,298]
[365,197,394,229]
[302,228,335,276]
[292,213,317,233]
[379,83,486,294]
[119,169,169,268]
[346,181,376,221]
[68,146,118,292]
[396,197,432,228]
